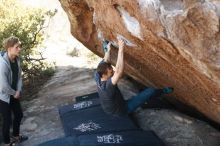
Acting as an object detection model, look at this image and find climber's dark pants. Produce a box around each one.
[126,88,163,113]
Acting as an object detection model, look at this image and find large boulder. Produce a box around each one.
[59,0,220,124]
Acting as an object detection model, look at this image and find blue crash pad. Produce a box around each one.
[75,92,99,102]
[37,137,78,146]
[59,106,138,137]
[59,98,100,115]
[78,130,165,146]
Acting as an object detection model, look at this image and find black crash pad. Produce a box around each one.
[59,106,138,137]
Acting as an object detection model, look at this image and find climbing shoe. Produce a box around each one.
[11,135,28,143]
[102,40,109,53]
[163,87,174,94]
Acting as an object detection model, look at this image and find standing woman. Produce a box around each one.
[0,36,27,146]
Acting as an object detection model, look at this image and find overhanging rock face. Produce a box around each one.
[59,0,220,123]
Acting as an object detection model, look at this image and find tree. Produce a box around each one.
[0,0,56,97]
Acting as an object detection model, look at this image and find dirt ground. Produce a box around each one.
[13,65,219,146]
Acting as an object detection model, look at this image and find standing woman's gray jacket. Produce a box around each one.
[0,52,22,103]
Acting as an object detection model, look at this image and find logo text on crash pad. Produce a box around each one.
[97,134,123,144]
[73,121,101,132]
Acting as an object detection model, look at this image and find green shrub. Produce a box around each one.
[0,0,56,98]
[66,47,80,57]
[86,50,99,64]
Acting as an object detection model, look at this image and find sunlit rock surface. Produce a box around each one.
[59,0,220,123]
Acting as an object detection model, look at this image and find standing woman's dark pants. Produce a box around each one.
[10,96,23,137]
[0,100,11,144]
[0,97,23,144]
